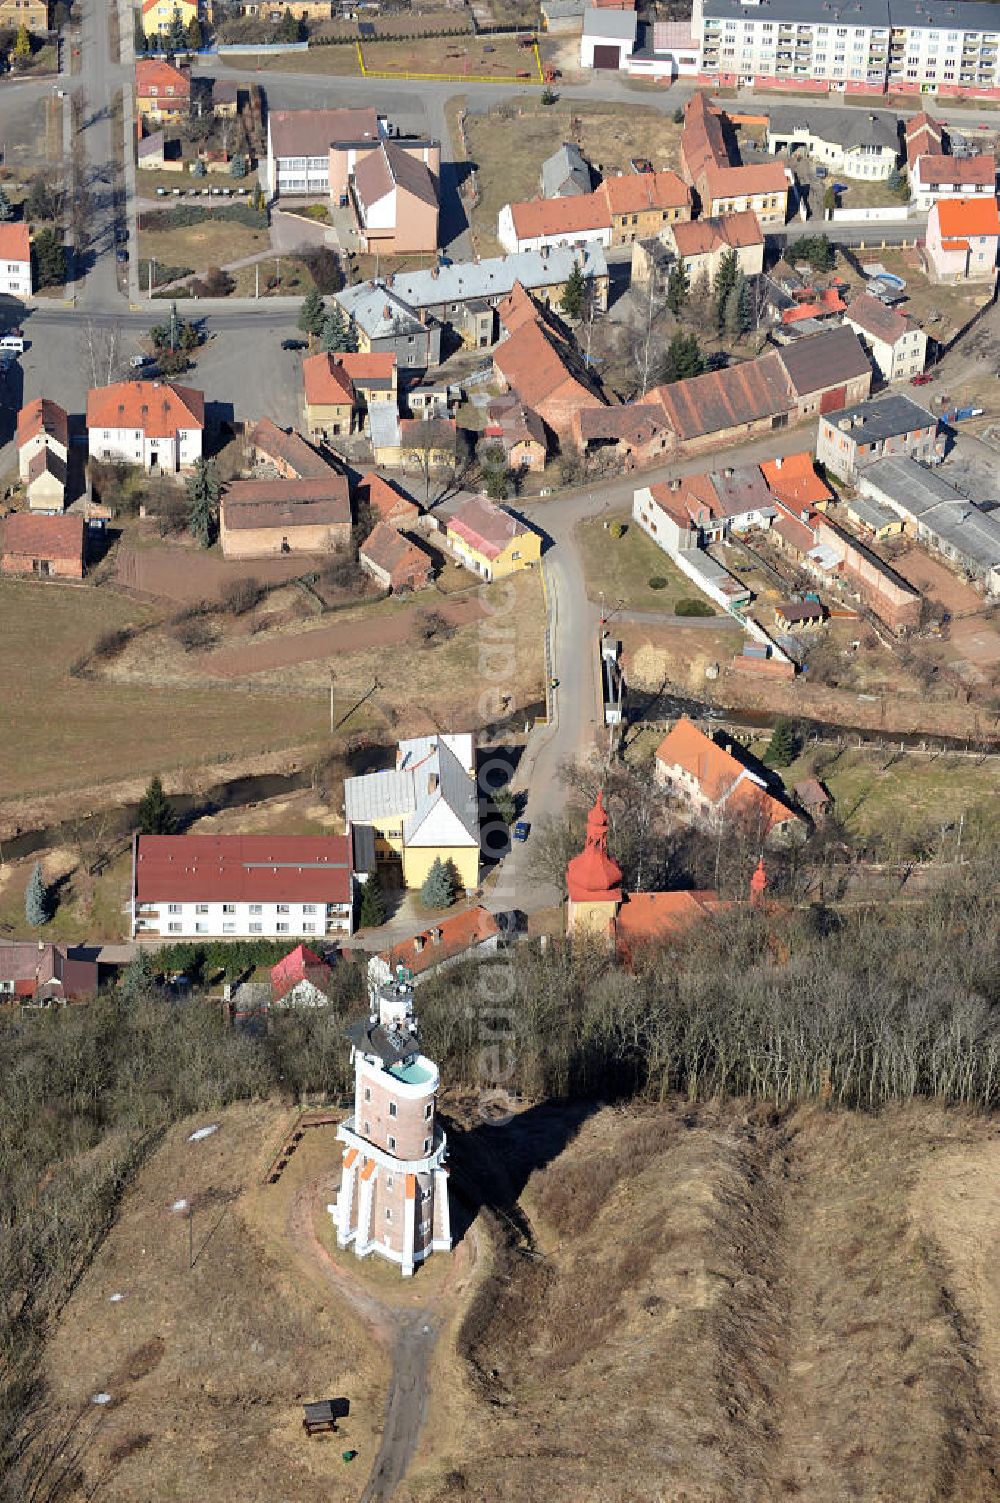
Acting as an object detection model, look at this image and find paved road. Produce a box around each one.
[72,0,131,309]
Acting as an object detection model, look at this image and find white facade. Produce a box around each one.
[88,424,203,473]
[695,0,1000,93]
[843,315,927,381]
[580,5,637,67]
[133,896,353,940]
[910,155,998,210]
[766,124,897,179]
[0,255,32,299]
[496,202,612,255]
[18,430,68,483]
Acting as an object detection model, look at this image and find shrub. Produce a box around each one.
[142,203,268,232]
[608,521,625,540]
[222,576,264,616]
[675,597,715,617]
[92,627,132,660]
[648,576,667,591]
[171,616,217,652]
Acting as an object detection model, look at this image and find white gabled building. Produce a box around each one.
[843,291,927,382]
[86,380,205,473]
[131,834,355,940]
[0,223,32,299]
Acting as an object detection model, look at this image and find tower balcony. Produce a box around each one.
[337,1116,448,1175]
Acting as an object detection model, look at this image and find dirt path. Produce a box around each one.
[206,596,489,678]
[286,1170,469,1502]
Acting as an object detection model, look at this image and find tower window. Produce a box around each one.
[363,1120,370,1135]
[385,1208,392,1222]
[423,1138,431,1154]
[389,1101,397,1118]
[364,1086,371,1102]
[388,1135,396,1151]
[424,1103,432,1119]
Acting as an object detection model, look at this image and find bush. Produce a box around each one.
[142,203,268,232]
[299,246,344,295]
[648,576,668,591]
[222,576,264,616]
[92,627,132,660]
[675,598,715,617]
[608,521,625,540]
[171,616,217,652]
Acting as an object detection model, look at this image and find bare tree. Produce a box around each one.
[79,320,123,389]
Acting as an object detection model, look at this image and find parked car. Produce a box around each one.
[910,371,934,385]
[0,332,25,353]
[281,337,307,351]
[116,249,128,263]
[130,353,151,369]
[512,821,531,843]
[814,165,828,179]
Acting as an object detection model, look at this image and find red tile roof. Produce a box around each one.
[615,889,721,947]
[357,471,421,524]
[670,208,762,258]
[2,511,83,563]
[447,494,534,561]
[86,380,204,437]
[248,418,334,480]
[377,905,499,977]
[359,520,434,587]
[270,943,333,1001]
[135,834,353,904]
[915,153,996,188]
[135,58,191,99]
[0,223,30,263]
[566,792,622,903]
[935,196,1000,238]
[598,169,690,216]
[17,397,69,450]
[649,351,790,442]
[303,353,355,407]
[680,91,730,185]
[655,717,797,832]
[268,107,380,159]
[704,159,789,203]
[508,192,608,243]
[332,351,396,386]
[844,291,914,346]
[760,452,832,510]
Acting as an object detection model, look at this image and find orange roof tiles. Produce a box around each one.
[655,717,797,832]
[935,196,1000,238]
[17,397,68,450]
[0,223,30,262]
[86,380,204,437]
[303,353,355,407]
[509,192,608,242]
[377,905,500,977]
[760,452,832,510]
[916,154,996,188]
[615,889,722,946]
[333,351,396,385]
[649,352,790,442]
[359,520,434,587]
[670,208,762,258]
[598,169,690,216]
[704,159,789,202]
[357,471,421,524]
[566,792,622,904]
[135,58,191,99]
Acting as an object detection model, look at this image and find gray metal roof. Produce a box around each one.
[583,4,637,38]
[541,142,593,199]
[343,738,479,850]
[338,284,426,340]
[847,495,898,531]
[368,402,401,451]
[404,737,479,847]
[767,105,899,154]
[704,0,1000,30]
[820,393,936,444]
[860,456,1000,573]
[344,767,414,823]
[340,243,608,317]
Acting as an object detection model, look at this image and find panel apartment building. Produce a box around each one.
[693,0,1000,99]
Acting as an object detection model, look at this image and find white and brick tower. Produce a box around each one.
[333,976,451,1277]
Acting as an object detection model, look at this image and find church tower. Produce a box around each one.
[566,791,623,940]
[333,977,451,1277]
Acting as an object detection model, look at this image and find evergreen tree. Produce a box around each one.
[137,774,174,834]
[166,5,186,51]
[229,152,247,178]
[713,249,739,328]
[823,184,837,216]
[493,788,517,825]
[0,187,13,222]
[14,23,31,62]
[794,234,834,273]
[298,285,325,338]
[186,459,220,548]
[185,14,202,49]
[658,331,705,385]
[319,304,353,352]
[32,227,66,289]
[24,863,48,927]
[559,260,586,320]
[358,872,386,928]
[764,717,799,768]
[723,272,751,342]
[665,259,689,317]
[479,442,510,501]
[420,856,455,910]
[119,950,155,1004]
[191,157,207,179]
[276,6,302,40]
[134,12,148,51]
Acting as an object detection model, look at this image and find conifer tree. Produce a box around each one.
[24,863,48,927]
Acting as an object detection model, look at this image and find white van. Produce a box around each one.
[0,334,25,353]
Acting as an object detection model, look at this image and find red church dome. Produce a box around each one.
[566,791,623,904]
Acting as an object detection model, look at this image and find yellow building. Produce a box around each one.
[0,0,48,30]
[141,0,197,38]
[302,352,356,441]
[344,734,480,893]
[446,493,542,583]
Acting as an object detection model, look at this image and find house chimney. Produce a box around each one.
[430,927,443,945]
[670,477,681,490]
[775,455,783,468]
[413,934,426,952]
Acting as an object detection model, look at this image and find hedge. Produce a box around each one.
[142,203,268,232]
[151,938,327,981]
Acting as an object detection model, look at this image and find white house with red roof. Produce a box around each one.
[0,223,32,299]
[86,380,205,472]
[131,834,354,939]
[270,943,338,1006]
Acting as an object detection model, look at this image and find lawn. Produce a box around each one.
[0,580,331,810]
[576,511,703,614]
[138,217,269,276]
[251,33,539,79]
[752,741,1000,847]
[458,99,685,256]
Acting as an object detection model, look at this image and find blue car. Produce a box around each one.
[512,821,530,843]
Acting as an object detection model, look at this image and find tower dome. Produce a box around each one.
[566,791,623,903]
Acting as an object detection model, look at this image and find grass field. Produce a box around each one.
[0,580,330,808]
[458,99,685,256]
[138,218,269,277]
[246,34,539,80]
[576,511,708,615]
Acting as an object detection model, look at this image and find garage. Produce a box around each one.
[581,9,636,69]
[592,43,622,67]
[820,385,847,414]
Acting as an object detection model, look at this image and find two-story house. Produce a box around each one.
[925,196,1000,283]
[843,292,927,383]
[0,223,32,300]
[86,380,204,472]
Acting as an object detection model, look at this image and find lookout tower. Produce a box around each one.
[566,791,623,940]
[333,976,451,1277]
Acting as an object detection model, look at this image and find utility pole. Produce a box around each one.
[188,1206,194,1270]
[329,669,335,734]
[255,261,259,300]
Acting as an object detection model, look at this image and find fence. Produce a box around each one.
[829,204,915,224]
[215,40,309,54]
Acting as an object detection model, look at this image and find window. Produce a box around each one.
[196,922,207,934]
[195,903,209,914]
[423,1138,431,1154]
[364,1086,371,1102]
[303,924,315,934]
[363,1119,370,1135]
[277,922,289,933]
[223,903,235,914]
[387,1174,394,1190]
[0,980,13,995]
[168,922,182,934]
[385,1208,392,1222]
[250,922,262,933]
[168,903,181,914]
[223,923,235,934]
[277,903,289,915]
[303,904,316,914]
[388,1134,396,1151]
[424,1103,432,1119]
[389,1101,397,1118]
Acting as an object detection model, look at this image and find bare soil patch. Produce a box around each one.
[112,542,331,606]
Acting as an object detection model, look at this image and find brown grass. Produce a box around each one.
[413,1101,1000,1503]
[38,1103,389,1503]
